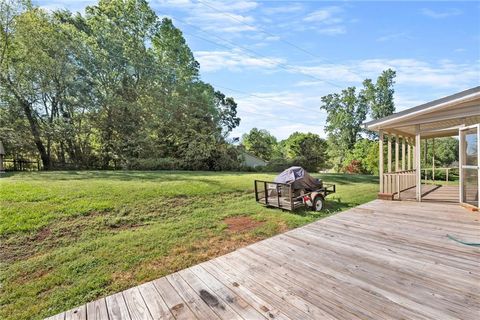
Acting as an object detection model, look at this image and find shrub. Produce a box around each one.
[344,160,363,174]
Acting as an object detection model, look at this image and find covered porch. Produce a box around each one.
[365,87,480,209]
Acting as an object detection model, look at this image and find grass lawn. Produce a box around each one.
[0,171,378,320]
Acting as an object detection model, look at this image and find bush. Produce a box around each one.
[259,156,320,173]
[344,160,363,174]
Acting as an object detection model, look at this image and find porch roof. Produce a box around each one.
[364,86,480,138]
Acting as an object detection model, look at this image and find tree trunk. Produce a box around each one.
[23,101,51,170]
[3,76,51,169]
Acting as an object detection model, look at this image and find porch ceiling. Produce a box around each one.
[364,86,480,138]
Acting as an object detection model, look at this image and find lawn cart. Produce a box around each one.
[254,166,335,211]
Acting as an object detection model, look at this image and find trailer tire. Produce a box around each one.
[312,195,324,212]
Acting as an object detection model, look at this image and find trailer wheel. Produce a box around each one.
[312,195,324,212]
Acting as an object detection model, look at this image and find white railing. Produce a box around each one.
[382,169,416,199]
[422,167,458,182]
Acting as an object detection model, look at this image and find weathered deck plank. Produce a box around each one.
[46,200,480,320]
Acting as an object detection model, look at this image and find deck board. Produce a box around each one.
[46,199,480,320]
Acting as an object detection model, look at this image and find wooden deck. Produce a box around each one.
[399,184,459,203]
[47,200,480,320]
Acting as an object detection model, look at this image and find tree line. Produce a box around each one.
[0,0,240,170]
[240,70,396,173]
[241,69,458,174]
[0,0,458,174]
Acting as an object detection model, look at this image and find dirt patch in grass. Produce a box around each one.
[224,216,264,233]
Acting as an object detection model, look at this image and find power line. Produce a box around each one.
[211,83,324,114]
[195,0,366,81]
[174,16,345,89]
[240,109,325,127]
[68,18,329,127]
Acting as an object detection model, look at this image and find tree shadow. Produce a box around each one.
[315,173,378,185]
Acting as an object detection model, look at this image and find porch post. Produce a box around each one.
[415,126,421,201]
[412,138,416,169]
[387,135,392,172]
[459,127,464,203]
[432,138,435,181]
[407,139,411,170]
[395,134,399,172]
[402,137,406,171]
[379,130,384,193]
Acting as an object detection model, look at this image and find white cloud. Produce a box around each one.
[292,58,480,90]
[230,90,328,139]
[421,8,462,19]
[194,49,285,72]
[357,59,480,88]
[292,64,363,83]
[377,32,409,42]
[37,0,95,13]
[302,6,346,35]
[263,4,304,15]
[154,0,259,34]
[316,26,346,35]
[303,6,342,23]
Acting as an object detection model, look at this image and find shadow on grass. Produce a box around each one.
[315,173,379,185]
[0,170,233,184]
[284,197,353,219]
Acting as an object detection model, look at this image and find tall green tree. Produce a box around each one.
[281,132,327,170]
[0,0,240,170]
[320,87,368,169]
[241,128,277,161]
[362,69,396,120]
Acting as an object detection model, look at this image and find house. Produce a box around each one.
[364,86,480,209]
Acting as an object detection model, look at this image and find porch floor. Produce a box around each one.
[399,184,459,203]
[47,200,480,320]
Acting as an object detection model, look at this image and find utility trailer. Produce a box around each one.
[254,180,336,211]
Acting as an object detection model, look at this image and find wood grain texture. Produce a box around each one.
[45,199,480,320]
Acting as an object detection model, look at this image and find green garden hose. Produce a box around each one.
[447,234,480,247]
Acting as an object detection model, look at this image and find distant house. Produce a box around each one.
[239,150,268,168]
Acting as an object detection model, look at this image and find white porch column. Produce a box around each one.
[432,138,435,181]
[415,126,422,201]
[395,134,399,172]
[387,135,392,172]
[402,137,406,171]
[407,139,411,170]
[379,130,384,193]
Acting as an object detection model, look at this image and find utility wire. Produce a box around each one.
[211,83,325,115]
[195,0,366,80]
[174,16,345,89]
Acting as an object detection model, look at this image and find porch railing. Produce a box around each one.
[382,169,416,200]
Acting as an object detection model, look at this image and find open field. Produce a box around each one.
[0,171,378,320]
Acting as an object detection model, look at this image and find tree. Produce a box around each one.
[362,69,396,120]
[320,87,368,170]
[343,139,378,174]
[281,132,327,170]
[0,0,240,170]
[422,137,458,167]
[241,128,277,161]
[320,69,396,172]
[0,2,83,169]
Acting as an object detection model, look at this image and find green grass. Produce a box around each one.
[0,171,378,320]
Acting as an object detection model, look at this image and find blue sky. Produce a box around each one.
[36,0,480,140]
